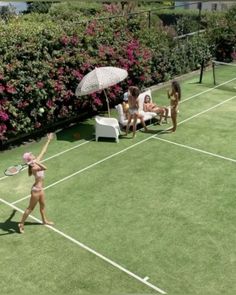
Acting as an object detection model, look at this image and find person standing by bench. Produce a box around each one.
[168,80,181,132]
[122,92,129,120]
[126,86,148,138]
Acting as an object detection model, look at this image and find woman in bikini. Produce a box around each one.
[18,133,54,233]
[143,95,168,124]
[167,80,181,132]
[122,92,129,120]
[125,86,148,138]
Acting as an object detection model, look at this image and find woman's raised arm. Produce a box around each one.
[36,133,53,162]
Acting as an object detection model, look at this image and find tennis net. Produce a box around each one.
[212,60,236,92]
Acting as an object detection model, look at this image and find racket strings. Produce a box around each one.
[5,165,24,176]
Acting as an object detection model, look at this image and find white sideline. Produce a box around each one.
[181,76,236,104]
[41,140,91,163]
[153,137,236,164]
[0,197,166,295]
[0,140,91,182]
[1,76,235,183]
[178,94,236,126]
[12,135,157,205]
[12,94,236,205]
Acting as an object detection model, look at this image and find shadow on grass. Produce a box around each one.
[0,210,41,236]
[188,81,201,85]
[56,121,95,142]
[119,134,134,140]
[139,128,173,135]
[96,138,119,143]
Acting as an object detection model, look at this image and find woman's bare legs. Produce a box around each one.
[170,109,177,132]
[39,191,54,225]
[18,193,39,233]
[132,115,138,138]
[152,107,165,124]
[157,109,164,123]
[126,114,132,136]
[162,107,169,123]
[138,114,148,132]
[126,113,147,137]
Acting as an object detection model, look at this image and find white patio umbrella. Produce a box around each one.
[75,66,128,117]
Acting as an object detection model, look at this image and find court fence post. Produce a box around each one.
[212,61,216,85]
[199,59,204,83]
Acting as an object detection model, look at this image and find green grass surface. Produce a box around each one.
[1,65,236,295]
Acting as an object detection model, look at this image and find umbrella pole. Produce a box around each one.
[103,90,111,117]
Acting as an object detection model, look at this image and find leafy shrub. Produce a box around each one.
[156,8,203,34]
[205,6,236,61]
[25,2,53,14]
[49,1,102,21]
[0,2,235,143]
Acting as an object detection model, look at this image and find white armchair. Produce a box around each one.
[95,116,120,143]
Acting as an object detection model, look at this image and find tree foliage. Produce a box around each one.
[26,1,54,14]
[0,2,235,143]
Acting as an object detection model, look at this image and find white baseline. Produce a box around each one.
[12,94,236,205]
[0,197,166,295]
[1,75,234,182]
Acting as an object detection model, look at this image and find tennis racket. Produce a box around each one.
[4,163,28,176]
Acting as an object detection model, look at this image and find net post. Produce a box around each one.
[148,10,151,29]
[199,59,204,83]
[212,60,216,85]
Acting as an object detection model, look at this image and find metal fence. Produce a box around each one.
[73,1,203,35]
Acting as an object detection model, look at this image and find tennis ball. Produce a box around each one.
[39,107,45,114]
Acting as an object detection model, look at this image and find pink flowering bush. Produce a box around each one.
[0,10,158,142]
[2,2,233,144]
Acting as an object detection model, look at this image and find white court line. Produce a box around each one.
[177,94,236,126]
[1,76,235,183]
[0,140,92,182]
[41,140,91,163]
[12,94,236,205]
[181,76,236,104]
[0,197,166,295]
[12,135,157,204]
[4,86,236,294]
[153,137,236,164]
[152,94,236,162]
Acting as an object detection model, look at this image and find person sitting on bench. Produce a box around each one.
[143,95,168,124]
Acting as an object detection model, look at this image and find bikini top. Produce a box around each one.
[36,170,44,179]
[170,92,179,101]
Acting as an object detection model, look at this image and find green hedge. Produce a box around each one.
[0,3,234,144]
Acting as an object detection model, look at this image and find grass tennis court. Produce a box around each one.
[1,64,236,295]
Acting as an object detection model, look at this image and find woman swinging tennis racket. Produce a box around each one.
[18,133,54,233]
